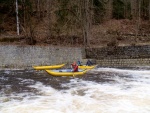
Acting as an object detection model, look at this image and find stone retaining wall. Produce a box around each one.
[0,45,84,69]
[86,45,150,59]
[86,45,150,67]
[97,58,150,67]
[1,45,150,69]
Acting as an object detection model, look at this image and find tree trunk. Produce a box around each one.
[135,0,141,42]
[47,0,52,38]
[82,0,91,48]
[37,0,40,20]
[123,0,129,18]
[149,0,150,20]
[131,0,137,20]
[105,0,113,20]
[16,0,20,35]
[23,0,26,31]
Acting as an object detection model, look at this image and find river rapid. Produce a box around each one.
[0,67,150,113]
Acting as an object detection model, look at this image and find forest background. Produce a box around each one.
[0,0,150,47]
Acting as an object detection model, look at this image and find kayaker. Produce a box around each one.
[77,60,82,66]
[71,61,78,72]
[86,60,93,66]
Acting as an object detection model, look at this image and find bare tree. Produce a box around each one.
[149,0,150,20]
[16,0,20,35]
[123,0,131,18]
[37,0,40,20]
[135,0,141,42]
[105,0,113,20]
[47,0,53,38]
[131,0,137,20]
[81,0,91,48]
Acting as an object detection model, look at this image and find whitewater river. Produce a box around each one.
[0,67,150,113]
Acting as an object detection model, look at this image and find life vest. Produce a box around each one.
[73,65,78,72]
[71,62,78,72]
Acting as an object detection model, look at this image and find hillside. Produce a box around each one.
[0,19,150,47]
[0,0,150,47]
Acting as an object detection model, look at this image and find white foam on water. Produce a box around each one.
[0,68,150,113]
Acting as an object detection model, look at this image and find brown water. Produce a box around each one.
[0,68,150,113]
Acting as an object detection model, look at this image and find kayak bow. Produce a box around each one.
[78,65,97,69]
[33,64,65,70]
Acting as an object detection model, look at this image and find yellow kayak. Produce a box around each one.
[78,65,97,69]
[45,69,88,76]
[33,64,97,70]
[33,64,65,70]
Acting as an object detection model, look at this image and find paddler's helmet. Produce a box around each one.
[72,61,77,66]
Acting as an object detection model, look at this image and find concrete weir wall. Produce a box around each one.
[0,45,84,69]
